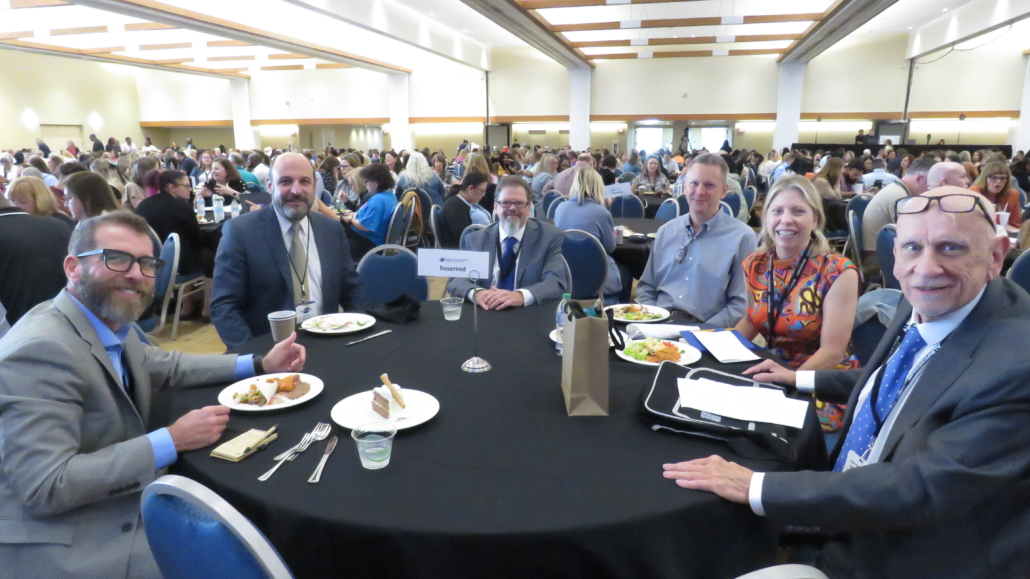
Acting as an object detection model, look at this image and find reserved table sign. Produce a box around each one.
[417,249,490,279]
[604,182,632,198]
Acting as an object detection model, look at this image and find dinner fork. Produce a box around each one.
[273,432,313,462]
[287,422,331,461]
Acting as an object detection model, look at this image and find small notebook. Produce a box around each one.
[210,427,278,462]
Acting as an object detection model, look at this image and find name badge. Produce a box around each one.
[295,301,316,324]
[842,450,868,472]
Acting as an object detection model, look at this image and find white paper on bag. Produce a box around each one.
[676,377,808,429]
[625,324,699,340]
[691,331,760,363]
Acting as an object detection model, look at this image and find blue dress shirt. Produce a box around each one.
[68,294,255,470]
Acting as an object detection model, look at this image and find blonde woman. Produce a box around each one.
[6,176,74,226]
[553,168,621,297]
[736,175,859,432]
[970,161,1022,231]
[336,152,366,210]
[531,153,558,215]
[463,152,496,212]
[89,158,128,200]
[395,151,446,206]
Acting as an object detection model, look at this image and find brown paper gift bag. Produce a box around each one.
[560,313,609,416]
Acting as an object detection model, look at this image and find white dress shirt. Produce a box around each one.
[275,209,324,315]
[749,287,986,516]
[466,223,535,305]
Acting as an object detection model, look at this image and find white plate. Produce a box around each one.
[218,373,324,412]
[331,388,440,430]
[615,339,702,367]
[300,313,376,334]
[605,304,671,323]
[549,328,626,349]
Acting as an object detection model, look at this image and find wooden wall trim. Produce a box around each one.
[140,120,234,127]
[908,111,1020,119]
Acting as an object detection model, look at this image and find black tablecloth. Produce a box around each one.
[170,305,823,579]
[612,217,666,279]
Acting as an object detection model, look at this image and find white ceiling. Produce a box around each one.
[390,0,526,48]
[852,0,978,35]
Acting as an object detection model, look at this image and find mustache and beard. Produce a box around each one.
[76,267,154,327]
[274,191,314,220]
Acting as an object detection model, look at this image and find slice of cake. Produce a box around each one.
[371,383,406,419]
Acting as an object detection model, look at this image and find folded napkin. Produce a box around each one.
[625,323,700,340]
[211,427,278,462]
[367,293,421,324]
[680,330,761,363]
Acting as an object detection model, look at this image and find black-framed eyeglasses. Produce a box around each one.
[895,194,995,229]
[497,200,529,209]
[76,249,165,278]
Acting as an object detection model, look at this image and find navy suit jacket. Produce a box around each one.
[211,206,362,348]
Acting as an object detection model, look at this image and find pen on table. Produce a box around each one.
[243,425,278,454]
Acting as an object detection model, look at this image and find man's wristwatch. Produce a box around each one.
[252,355,264,376]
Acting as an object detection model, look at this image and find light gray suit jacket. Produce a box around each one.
[445,219,569,304]
[0,290,239,579]
[763,278,1030,579]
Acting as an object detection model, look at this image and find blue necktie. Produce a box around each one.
[499,236,518,291]
[834,325,927,472]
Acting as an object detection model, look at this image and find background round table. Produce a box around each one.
[171,304,822,579]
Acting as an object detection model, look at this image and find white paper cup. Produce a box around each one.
[853,183,864,196]
[268,310,297,342]
[995,212,1010,226]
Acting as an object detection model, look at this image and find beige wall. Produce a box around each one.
[909,46,1026,113]
[802,34,910,115]
[0,49,142,152]
[135,68,232,123]
[490,47,570,117]
[592,56,780,116]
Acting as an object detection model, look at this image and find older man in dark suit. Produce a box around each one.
[447,175,568,309]
[212,152,362,348]
[664,187,1030,578]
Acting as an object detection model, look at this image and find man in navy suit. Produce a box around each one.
[212,153,362,348]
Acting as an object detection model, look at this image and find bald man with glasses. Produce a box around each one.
[664,187,1030,579]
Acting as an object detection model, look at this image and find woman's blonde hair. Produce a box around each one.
[972,161,1011,202]
[758,175,830,256]
[536,153,557,177]
[7,176,61,216]
[464,152,492,177]
[569,168,605,206]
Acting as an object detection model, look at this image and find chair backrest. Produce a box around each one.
[542,191,563,216]
[139,233,180,333]
[547,196,567,219]
[876,224,900,290]
[720,201,732,217]
[1007,250,1030,296]
[398,191,421,247]
[609,195,644,218]
[459,223,486,248]
[141,475,293,579]
[383,202,407,246]
[724,192,741,218]
[743,186,756,211]
[1018,187,1026,210]
[356,244,428,303]
[560,229,609,300]
[847,209,865,281]
[654,198,679,220]
[429,204,443,248]
[618,172,636,183]
[675,195,689,216]
[845,194,874,252]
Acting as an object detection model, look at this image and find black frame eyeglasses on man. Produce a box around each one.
[76,249,165,278]
[895,194,995,229]
[496,200,529,209]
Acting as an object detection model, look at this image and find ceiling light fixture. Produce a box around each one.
[907,26,913,30]
[942,7,948,11]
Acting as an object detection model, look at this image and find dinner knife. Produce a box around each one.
[307,436,339,484]
[346,329,392,346]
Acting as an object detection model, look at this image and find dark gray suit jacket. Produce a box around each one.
[763,278,1030,579]
[445,219,568,304]
[211,205,362,348]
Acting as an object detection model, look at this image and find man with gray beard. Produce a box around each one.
[212,152,362,348]
[0,211,307,579]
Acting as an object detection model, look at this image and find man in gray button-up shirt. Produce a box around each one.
[637,154,757,327]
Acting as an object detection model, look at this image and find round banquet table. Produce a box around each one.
[170,304,824,579]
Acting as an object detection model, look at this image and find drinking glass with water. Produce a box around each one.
[352,423,397,470]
